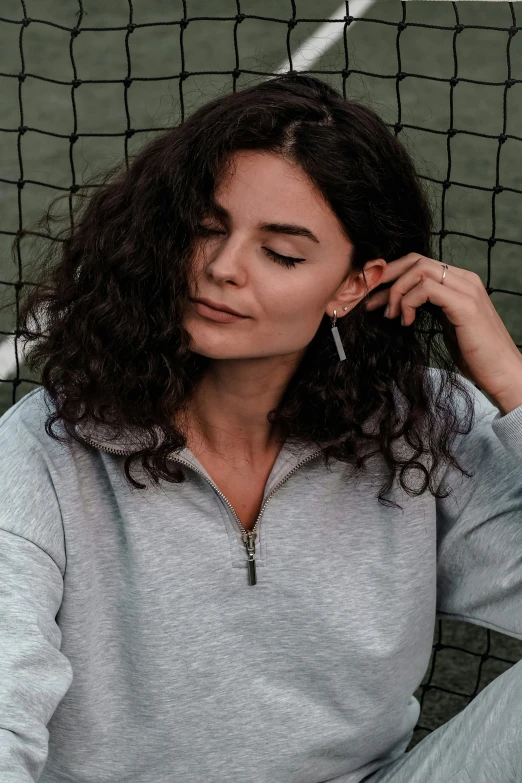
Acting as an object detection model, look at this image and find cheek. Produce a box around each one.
[267,284,329,329]
[261,305,324,348]
[264,277,326,313]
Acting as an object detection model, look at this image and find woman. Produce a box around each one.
[1,73,522,783]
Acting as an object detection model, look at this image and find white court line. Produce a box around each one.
[0,334,19,380]
[0,0,375,381]
[272,0,375,75]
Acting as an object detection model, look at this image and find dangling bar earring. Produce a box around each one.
[330,307,349,362]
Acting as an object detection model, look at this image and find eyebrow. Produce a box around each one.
[208,198,320,244]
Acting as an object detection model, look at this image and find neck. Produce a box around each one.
[179,355,301,460]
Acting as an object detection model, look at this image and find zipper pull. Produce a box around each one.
[243,531,257,585]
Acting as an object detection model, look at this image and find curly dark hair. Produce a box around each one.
[6,73,477,508]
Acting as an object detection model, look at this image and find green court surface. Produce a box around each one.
[1,0,522,750]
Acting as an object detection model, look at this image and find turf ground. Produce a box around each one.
[1,0,522,750]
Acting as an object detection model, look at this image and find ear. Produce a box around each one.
[360,258,388,297]
[327,258,388,315]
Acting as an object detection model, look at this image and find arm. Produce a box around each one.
[436,376,522,639]
[0,417,73,781]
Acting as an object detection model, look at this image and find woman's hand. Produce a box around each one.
[365,253,522,415]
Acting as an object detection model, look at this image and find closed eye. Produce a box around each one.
[195,225,306,268]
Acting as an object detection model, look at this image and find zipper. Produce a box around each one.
[80,435,322,586]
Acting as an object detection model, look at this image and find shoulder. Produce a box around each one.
[0,386,58,449]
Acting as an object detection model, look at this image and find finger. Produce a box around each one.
[400,277,475,328]
[365,261,475,316]
[365,290,389,310]
[387,260,474,319]
[379,253,471,287]
[365,257,445,308]
[365,257,477,313]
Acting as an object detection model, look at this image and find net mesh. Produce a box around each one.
[1,0,521,751]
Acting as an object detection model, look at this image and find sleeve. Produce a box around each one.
[0,411,74,782]
[436,376,522,641]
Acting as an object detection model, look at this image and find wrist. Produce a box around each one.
[492,367,522,416]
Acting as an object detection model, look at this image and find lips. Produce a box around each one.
[192,300,247,323]
[192,298,246,317]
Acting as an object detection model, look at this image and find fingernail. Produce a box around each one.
[384,305,390,318]
[401,314,405,326]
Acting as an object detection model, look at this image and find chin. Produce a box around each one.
[185,333,240,360]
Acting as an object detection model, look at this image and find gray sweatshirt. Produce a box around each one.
[1,369,522,783]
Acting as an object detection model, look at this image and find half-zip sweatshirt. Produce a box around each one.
[1,368,522,783]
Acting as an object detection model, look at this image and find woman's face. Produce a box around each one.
[184,149,384,362]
